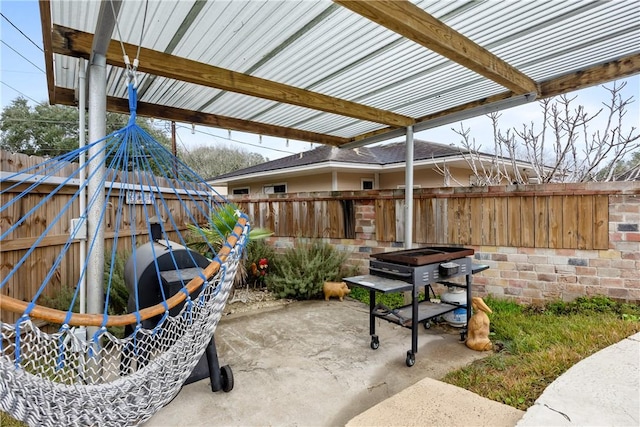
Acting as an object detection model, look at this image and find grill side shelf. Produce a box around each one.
[343,275,413,293]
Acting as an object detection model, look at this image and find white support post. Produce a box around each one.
[404,126,414,249]
[86,53,107,337]
[78,59,87,317]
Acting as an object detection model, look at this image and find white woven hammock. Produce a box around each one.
[0,83,249,426]
[0,245,242,426]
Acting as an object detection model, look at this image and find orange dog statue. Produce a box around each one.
[466,297,493,351]
[323,281,351,301]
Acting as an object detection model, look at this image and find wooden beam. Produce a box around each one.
[344,90,521,145]
[39,0,55,106]
[334,0,538,95]
[51,25,413,128]
[53,87,349,146]
[539,53,640,98]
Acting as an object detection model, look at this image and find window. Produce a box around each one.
[263,184,286,194]
[362,180,374,190]
[232,188,249,195]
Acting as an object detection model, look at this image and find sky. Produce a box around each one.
[1,0,638,162]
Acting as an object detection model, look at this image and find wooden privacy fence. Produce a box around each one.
[380,192,609,250]
[235,185,613,250]
[1,150,208,322]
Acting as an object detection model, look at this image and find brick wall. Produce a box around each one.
[263,187,640,304]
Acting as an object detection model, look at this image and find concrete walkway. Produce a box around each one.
[517,332,640,427]
[145,301,639,427]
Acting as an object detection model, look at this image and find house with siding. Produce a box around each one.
[207,140,535,195]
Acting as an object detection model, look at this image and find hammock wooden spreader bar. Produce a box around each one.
[0,217,247,327]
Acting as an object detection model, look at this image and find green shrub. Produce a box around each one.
[104,250,130,316]
[266,239,349,300]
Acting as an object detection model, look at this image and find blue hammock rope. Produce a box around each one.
[0,82,248,332]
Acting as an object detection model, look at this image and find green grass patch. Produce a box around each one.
[349,286,425,309]
[443,296,640,410]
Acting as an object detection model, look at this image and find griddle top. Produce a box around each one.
[371,246,474,266]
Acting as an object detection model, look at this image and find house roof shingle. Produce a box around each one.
[210,140,469,180]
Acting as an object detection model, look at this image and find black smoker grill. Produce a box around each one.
[344,246,488,367]
[122,225,233,392]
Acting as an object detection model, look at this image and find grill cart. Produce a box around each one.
[344,246,488,367]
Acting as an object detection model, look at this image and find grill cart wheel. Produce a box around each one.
[406,351,415,367]
[370,335,380,350]
[220,365,234,392]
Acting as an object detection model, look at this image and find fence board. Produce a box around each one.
[521,196,535,247]
[470,197,483,245]
[548,196,563,248]
[594,195,609,249]
[534,196,548,248]
[495,197,509,246]
[375,199,395,242]
[447,198,459,244]
[563,195,578,248]
[577,195,593,250]
[458,197,471,245]
[481,197,495,246]
[507,197,521,247]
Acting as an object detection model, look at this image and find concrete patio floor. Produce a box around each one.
[145,299,523,427]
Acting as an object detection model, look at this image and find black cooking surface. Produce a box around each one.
[371,246,474,266]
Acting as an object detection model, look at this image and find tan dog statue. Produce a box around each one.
[466,297,493,351]
[323,281,351,301]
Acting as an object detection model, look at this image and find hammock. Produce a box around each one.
[0,83,249,426]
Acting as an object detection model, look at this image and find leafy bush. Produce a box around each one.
[104,250,130,316]
[187,204,273,286]
[40,250,130,337]
[266,240,349,300]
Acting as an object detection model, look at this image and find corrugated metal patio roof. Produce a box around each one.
[41,0,640,148]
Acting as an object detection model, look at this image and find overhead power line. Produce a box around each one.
[0,81,39,104]
[1,40,45,74]
[1,12,44,52]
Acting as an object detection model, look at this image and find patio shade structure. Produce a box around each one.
[40,0,640,149]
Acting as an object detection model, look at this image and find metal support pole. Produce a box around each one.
[86,53,107,337]
[404,126,414,249]
[78,60,87,317]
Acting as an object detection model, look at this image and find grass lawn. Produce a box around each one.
[442,296,640,410]
[349,289,640,410]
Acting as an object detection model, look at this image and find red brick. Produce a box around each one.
[501,270,519,279]
[558,275,577,284]
[519,271,538,281]
[608,288,629,299]
[508,279,528,288]
[610,232,624,242]
[589,259,611,268]
[575,266,597,275]
[625,233,640,242]
[597,268,621,278]
[600,277,624,287]
[578,276,600,286]
[624,279,640,289]
[535,264,556,273]
[538,273,557,282]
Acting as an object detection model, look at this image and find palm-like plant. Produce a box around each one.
[187,204,273,286]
